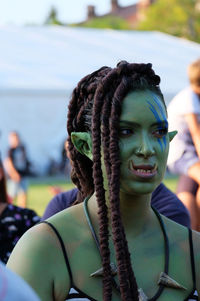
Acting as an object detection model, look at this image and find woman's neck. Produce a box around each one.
[87,190,153,237]
[119,191,153,236]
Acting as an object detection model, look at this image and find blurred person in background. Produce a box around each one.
[167,57,200,230]
[48,139,72,194]
[176,174,198,230]
[0,156,40,263]
[60,138,71,179]
[4,131,31,208]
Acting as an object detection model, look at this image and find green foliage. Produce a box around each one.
[137,0,200,43]
[74,16,131,30]
[45,7,63,26]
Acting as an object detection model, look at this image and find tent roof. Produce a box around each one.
[0,26,200,95]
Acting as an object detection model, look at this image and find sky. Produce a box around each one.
[0,0,137,26]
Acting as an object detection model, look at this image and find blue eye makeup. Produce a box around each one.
[151,93,168,148]
[153,127,168,138]
[147,97,168,151]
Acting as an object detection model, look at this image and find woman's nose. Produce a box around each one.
[135,134,155,158]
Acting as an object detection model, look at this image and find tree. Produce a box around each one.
[44,7,63,25]
[137,0,200,43]
[73,16,131,30]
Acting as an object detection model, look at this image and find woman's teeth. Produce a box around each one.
[131,164,157,177]
[135,168,153,173]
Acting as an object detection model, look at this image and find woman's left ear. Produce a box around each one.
[71,132,93,160]
[169,130,177,142]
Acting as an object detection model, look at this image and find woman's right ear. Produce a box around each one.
[71,132,93,161]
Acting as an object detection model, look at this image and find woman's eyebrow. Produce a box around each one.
[119,120,168,127]
[119,121,140,128]
[119,121,138,126]
[151,121,169,128]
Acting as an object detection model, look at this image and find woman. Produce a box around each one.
[0,157,40,263]
[7,61,200,300]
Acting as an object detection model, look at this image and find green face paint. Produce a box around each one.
[119,90,169,195]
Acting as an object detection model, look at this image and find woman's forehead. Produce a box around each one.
[120,90,167,122]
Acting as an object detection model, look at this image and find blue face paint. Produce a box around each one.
[151,93,168,149]
[147,95,168,151]
[151,93,166,120]
[147,101,163,151]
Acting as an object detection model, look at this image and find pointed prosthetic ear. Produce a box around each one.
[71,132,93,160]
[169,130,177,142]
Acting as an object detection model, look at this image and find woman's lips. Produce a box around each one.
[130,162,157,178]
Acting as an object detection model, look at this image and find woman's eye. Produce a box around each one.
[119,129,133,137]
[153,128,168,138]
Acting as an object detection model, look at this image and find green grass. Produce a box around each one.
[22,177,75,216]
[163,176,179,193]
[21,175,179,217]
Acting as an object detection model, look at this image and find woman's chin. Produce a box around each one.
[120,181,160,196]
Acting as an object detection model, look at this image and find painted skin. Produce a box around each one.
[71,90,174,198]
[7,89,200,301]
[119,90,170,196]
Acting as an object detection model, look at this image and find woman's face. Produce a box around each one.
[119,89,169,195]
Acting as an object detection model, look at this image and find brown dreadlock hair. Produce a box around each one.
[67,61,165,301]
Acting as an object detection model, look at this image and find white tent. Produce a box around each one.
[0,26,200,173]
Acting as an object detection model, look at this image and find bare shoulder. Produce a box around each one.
[160,213,189,238]
[7,221,70,300]
[7,221,60,259]
[159,216,200,296]
[159,214,193,251]
[47,202,88,239]
[163,218,200,296]
[7,222,54,267]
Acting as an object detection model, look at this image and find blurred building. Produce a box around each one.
[84,0,156,28]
